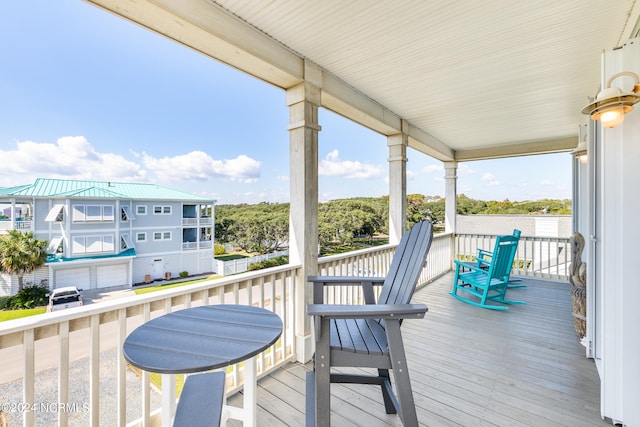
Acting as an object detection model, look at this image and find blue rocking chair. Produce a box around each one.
[475,229,525,288]
[450,233,525,310]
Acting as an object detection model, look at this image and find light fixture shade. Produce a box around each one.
[582,71,640,128]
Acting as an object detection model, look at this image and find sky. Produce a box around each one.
[0,1,572,205]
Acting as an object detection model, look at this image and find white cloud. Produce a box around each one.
[142,151,261,183]
[457,164,475,176]
[0,137,262,188]
[481,172,500,187]
[0,136,146,184]
[540,179,554,186]
[319,149,383,179]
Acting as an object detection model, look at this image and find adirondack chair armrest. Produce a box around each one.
[307,303,427,320]
[308,275,385,304]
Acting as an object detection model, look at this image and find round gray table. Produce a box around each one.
[123,304,283,426]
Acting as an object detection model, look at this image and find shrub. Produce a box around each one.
[7,284,50,309]
[179,271,189,278]
[247,256,289,271]
[214,244,226,256]
[0,296,11,310]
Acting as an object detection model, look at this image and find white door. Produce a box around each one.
[96,265,128,289]
[55,268,90,289]
[152,260,164,280]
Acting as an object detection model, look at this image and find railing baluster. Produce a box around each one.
[117,309,127,427]
[89,314,100,427]
[23,329,35,427]
[59,320,70,427]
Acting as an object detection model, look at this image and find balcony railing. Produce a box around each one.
[0,219,32,232]
[0,232,568,426]
[455,233,571,280]
[181,217,213,226]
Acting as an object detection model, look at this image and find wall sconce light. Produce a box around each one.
[581,71,640,128]
[573,125,587,164]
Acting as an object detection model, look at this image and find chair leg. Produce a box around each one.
[377,369,397,414]
[312,317,331,427]
[386,320,418,426]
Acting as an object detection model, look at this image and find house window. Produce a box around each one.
[153,205,172,215]
[121,234,135,250]
[153,231,172,241]
[45,204,65,222]
[86,206,102,221]
[136,232,146,242]
[71,235,114,254]
[136,205,147,215]
[121,205,136,222]
[72,205,115,222]
[47,236,64,255]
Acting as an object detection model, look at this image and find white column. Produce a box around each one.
[387,127,408,245]
[444,162,458,234]
[286,61,321,363]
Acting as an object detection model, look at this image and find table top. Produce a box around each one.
[123,304,283,374]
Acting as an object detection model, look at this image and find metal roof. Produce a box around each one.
[0,178,214,202]
[87,0,640,161]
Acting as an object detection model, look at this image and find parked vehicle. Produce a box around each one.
[47,286,83,312]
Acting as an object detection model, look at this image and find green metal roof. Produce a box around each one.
[0,178,214,202]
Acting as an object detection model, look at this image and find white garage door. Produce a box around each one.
[97,264,128,289]
[56,268,90,289]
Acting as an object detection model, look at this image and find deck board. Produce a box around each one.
[228,274,609,426]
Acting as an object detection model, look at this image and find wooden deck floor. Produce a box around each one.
[228,273,608,426]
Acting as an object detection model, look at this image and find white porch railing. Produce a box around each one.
[454,233,571,280]
[0,231,568,426]
[0,266,300,427]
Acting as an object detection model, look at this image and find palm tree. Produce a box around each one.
[0,230,49,292]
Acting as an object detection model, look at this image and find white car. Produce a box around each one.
[47,286,83,312]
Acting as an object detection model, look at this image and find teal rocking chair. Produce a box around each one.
[450,233,524,310]
[475,229,525,288]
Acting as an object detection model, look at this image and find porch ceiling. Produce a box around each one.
[87,0,640,161]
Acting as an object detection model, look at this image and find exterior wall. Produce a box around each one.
[596,39,640,426]
[456,214,572,237]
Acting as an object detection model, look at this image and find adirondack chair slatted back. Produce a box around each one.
[378,221,433,305]
[486,235,519,281]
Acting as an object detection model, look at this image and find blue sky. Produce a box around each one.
[0,1,571,205]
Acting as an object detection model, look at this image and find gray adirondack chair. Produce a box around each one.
[306,221,433,427]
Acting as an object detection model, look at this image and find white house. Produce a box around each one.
[0,178,216,295]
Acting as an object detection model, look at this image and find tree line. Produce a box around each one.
[215,195,571,253]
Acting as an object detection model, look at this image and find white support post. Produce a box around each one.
[387,126,408,245]
[287,61,321,363]
[444,162,458,234]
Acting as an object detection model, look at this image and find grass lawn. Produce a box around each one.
[215,253,249,261]
[0,307,47,322]
[134,276,222,295]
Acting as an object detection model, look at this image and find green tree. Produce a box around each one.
[0,230,49,292]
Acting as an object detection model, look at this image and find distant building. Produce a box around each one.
[456,214,572,237]
[0,178,215,296]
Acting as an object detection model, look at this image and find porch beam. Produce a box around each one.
[454,136,578,161]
